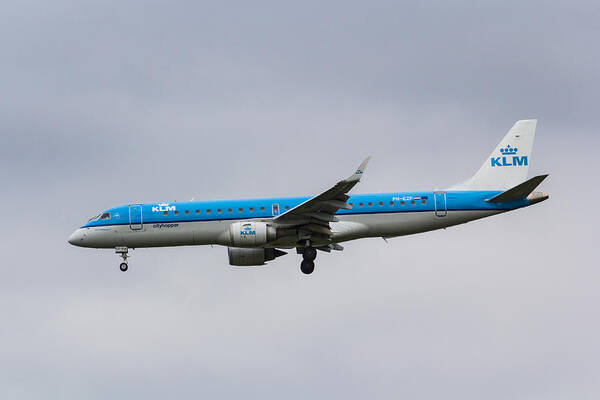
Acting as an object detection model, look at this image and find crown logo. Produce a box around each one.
[499,145,518,155]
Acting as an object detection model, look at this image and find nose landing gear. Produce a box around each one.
[115,247,129,272]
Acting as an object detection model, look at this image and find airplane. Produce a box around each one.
[68,119,549,274]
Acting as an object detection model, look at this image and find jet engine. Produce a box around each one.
[229,221,277,247]
[227,247,287,266]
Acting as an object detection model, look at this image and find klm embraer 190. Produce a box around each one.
[68,119,549,274]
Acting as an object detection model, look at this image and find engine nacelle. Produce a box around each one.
[227,247,287,266]
[229,221,277,247]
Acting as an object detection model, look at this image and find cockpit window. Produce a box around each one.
[101,213,111,220]
[88,213,102,222]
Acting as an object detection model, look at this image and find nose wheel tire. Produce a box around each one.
[300,260,315,274]
[119,262,128,272]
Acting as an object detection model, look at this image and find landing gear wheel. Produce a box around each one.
[302,246,317,261]
[300,260,315,275]
[115,247,130,273]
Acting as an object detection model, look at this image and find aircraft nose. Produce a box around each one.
[68,228,86,246]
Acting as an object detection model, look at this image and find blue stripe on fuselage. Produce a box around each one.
[83,191,529,228]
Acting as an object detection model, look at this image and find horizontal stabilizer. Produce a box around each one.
[486,174,549,203]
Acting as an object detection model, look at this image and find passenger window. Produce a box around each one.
[389,201,394,206]
[359,202,364,207]
[206,209,211,214]
[400,201,405,206]
[285,205,290,210]
[238,208,243,212]
[174,211,179,215]
[185,210,189,214]
[101,213,110,219]
[196,210,200,214]
[260,206,265,211]
[378,202,383,206]
[228,208,232,213]
[249,207,254,212]
[163,211,168,216]
[217,209,222,213]
[368,202,373,207]
[411,200,415,205]
[421,199,426,204]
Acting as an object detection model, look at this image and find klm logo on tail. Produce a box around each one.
[491,145,528,167]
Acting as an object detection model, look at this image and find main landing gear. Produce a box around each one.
[300,244,317,274]
[115,247,129,272]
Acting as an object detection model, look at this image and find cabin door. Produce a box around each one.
[434,192,447,217]
[271,203,280,216]
[129,204,143,230]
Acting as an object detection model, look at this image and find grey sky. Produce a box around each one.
[1,1,599,398]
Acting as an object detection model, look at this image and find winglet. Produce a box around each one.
[347,156,371,182]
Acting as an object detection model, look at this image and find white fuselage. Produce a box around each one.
[69,209,503,249]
